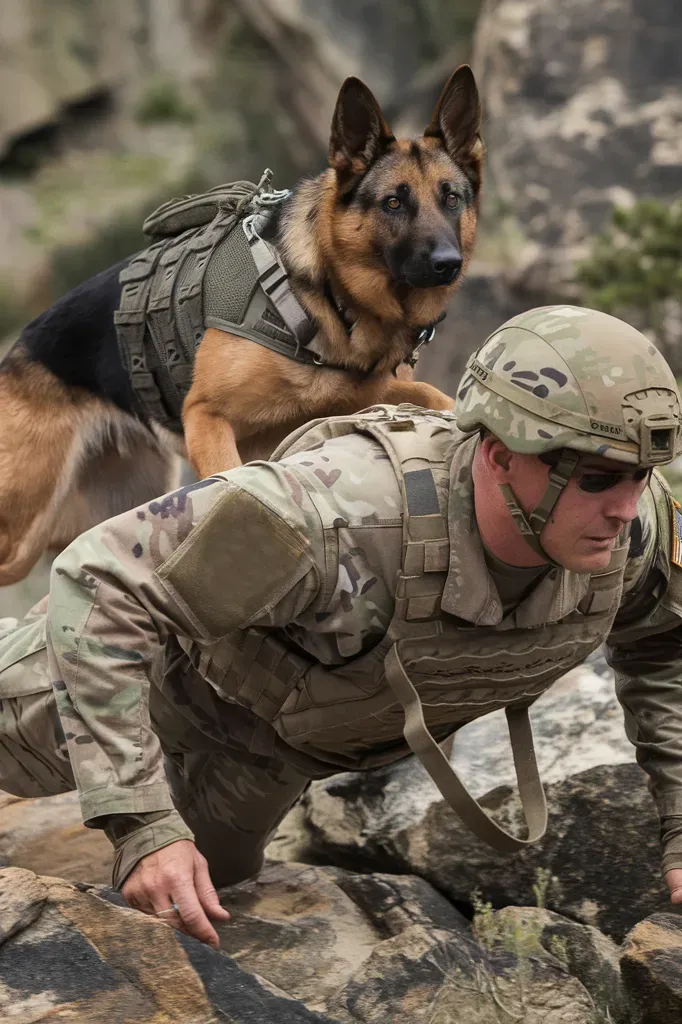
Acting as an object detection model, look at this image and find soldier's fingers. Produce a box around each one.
[149,897,182,925]
[664,869,682,903]
[193,852,231,923]
[172,884,221,947]
[122,880,155,916]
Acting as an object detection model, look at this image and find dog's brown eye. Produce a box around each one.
[385,196,401,210]
[445,192,460,209]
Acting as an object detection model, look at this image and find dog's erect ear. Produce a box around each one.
[424,65,482,165]
[329,77,395,185]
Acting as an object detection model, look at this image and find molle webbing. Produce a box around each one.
[115,211,239,433]
[114,175,318,433]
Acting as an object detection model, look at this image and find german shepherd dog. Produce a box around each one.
[0,66,483,584]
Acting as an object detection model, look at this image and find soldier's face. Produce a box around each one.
[515,452,649,572]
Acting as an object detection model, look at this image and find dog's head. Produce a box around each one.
[324,66,483,317]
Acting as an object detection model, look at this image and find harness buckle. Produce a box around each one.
[406,325,438,369]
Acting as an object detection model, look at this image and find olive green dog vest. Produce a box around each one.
[114,171,319,433]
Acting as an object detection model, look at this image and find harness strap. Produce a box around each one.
[242,215,317,350]
[115,244,176,425]
[384,643,548,852]
[499,449,580,566]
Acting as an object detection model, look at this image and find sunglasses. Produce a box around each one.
[538,453,652,494]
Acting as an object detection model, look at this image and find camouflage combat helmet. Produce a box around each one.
[455,305,682,561]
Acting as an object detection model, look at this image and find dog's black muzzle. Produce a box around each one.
[392,243,463,289]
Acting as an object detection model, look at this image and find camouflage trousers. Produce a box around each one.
[0,607,309,886]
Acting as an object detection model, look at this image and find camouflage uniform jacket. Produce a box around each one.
[43,406,682,868]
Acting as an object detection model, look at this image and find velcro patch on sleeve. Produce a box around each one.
[156,486,314,639]
[669,494,682,568]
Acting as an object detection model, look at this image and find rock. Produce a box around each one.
[299,758,667,943]
[329,922,596,1023]
[0,790,112,885]
[621,913,682,1024]
[498,906,629,1022]
[0,866,46,945]
[0,865,336,1023]
[473,0,682,294]
[217,862,597,1023]
[327,899,596,1023]
[0,860,604,1022]
[215,861,387,1011]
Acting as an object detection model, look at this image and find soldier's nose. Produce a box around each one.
[603,484,641,523]
[429,246,462,285]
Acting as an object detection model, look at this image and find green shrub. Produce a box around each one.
[135,81,196,125]
[576,198,682,343]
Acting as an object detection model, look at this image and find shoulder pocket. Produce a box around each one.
[156,487,314,640]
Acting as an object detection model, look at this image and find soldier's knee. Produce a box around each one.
[0,690,75,798]
[0,766,73,800]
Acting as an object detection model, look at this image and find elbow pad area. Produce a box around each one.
[155,485,313,639]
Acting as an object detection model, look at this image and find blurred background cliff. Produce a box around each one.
[0,0,680,611]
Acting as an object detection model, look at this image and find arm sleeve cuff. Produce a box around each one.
[107,809,195,889]
[661,814,682,875]
[79,784,177,827]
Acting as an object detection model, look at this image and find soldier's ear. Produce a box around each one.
[481,435,514,479]
[329,77,395,189]
[424,65,483,174]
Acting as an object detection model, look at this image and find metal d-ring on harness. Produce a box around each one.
[406,323,439,369]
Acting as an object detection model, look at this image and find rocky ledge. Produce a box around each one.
[1,657,681,1022]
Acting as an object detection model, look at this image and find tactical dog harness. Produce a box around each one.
[114,171,441,433]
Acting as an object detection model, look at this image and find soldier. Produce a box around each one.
[2,304,682,949]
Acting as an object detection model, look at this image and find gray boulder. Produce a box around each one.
[0,866,335,1023]
[0,861,607,1023]
[501,906,630,1022]
[473,0,682,293]
[301,761,667,943]
[218,863,598,1023]
[621,913,682,1024]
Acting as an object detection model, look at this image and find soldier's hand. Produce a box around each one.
[665,868,682,904]
[122,839,231,947]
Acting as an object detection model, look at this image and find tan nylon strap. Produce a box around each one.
[384,643,548,852]
[529,450,580,533]
[498,450,580,565]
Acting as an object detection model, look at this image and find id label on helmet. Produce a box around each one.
[670,496,682,568]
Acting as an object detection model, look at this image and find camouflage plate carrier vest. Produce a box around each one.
[114,172,318,434]
[183,407,630,852]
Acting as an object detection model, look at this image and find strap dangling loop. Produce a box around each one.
[384,643,548,852]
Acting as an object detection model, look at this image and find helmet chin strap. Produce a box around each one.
[498,450,580,568]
